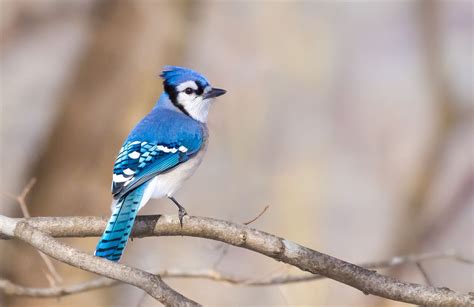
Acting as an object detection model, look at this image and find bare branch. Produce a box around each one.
[2,179,63,286]
[243,205,270,225]
[0,215,198,306]
[4,178,37,218]
[0,277,114,298]
[0,215,471,306]
[3,250,471,299]
[416,262,434,287]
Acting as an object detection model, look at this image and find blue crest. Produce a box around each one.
[160,66,210,87]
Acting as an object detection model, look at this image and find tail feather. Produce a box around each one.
[95,184,147,261]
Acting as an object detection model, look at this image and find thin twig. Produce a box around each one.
[416,262,434,287]
[243,205,269,225]
[3,178,63,286]
[136,290,149,307]
[277,286,290,305]
[212,205,270,269]
[212,244,229,269]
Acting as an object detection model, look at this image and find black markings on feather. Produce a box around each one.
[96,246,117,252]
[97,251,114,257]
[101,237,121,243]
[195,83,204,95]
[164,83,190,117]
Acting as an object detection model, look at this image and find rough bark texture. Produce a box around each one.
[0,216,198,306]
[1,215,471,306]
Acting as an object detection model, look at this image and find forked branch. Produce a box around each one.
[0,215,472,306]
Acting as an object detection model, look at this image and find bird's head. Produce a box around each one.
[160,66,226,123]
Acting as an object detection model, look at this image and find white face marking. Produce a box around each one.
[176,81,198,92]
[180,95,213,123]
[128,151,140,159]
[174,81,215,123]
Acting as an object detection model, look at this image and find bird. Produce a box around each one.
[95,66,226,262]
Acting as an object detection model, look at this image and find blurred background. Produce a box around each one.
[0,0,472,306]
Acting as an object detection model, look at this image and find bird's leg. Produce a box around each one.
[168,196,188,227]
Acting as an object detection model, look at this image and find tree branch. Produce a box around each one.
[0,215,472,306]
[0,215,198,306]
[3,178,63,286]
[242,205,269,225]
[1,251,471,299]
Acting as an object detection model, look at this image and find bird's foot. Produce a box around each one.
[178,206,188,228]
[169,196,188,228]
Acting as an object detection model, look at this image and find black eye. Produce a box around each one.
[184,88,194,95]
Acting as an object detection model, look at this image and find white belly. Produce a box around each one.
[133,145,207,211]
[151,149,206,199]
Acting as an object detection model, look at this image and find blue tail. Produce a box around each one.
[95,184,147,261]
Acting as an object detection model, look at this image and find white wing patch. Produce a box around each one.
[113,174,129,183]
[123,168,135,175]
[128,151,140,159]
[157,145,183,153]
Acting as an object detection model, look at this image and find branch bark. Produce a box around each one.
[0,215,198,306]
[1,251,471,299]
[0,215,472,306]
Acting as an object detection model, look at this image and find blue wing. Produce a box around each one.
[111,138,202,199]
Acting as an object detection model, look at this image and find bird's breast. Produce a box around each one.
[151,139,208,199]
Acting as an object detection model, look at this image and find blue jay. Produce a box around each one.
[95,66,226,261]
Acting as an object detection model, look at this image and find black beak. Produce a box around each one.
[204,88,226,99]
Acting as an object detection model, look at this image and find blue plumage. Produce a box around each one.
[95,183,149,261]
[111,110,204,199]
[161,66,210,88]
[95,66,226,262]
[125,108,203,147]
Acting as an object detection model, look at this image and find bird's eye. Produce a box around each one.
[184,88,194,95]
